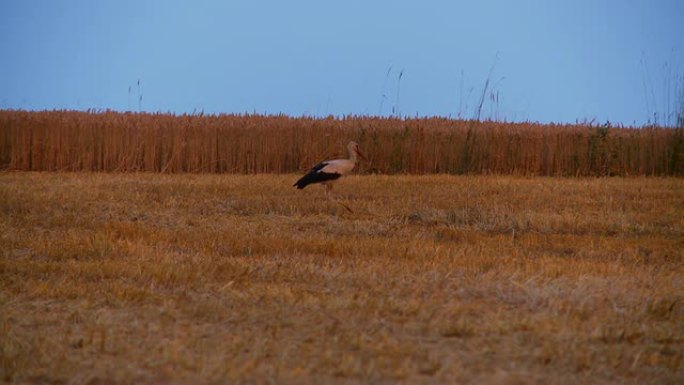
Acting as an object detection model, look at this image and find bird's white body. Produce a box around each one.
[317,158,356,180]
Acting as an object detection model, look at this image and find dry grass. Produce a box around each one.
[2,110,683,176]
[1,173,683,384]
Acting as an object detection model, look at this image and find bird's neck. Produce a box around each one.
[348,149,357,163]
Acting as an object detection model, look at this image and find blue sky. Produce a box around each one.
[1,0,683,126]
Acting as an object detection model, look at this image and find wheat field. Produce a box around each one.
[2,110,683,176]
[1,172,682,384]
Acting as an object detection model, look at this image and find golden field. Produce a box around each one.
[1,173,682,384]
[2,110,683,176]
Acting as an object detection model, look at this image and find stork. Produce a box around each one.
[293,141,367,212]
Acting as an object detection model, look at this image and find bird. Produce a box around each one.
[293,141,367,212]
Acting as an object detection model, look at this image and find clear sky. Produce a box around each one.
[1,0,683,126]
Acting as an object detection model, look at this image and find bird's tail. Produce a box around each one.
[293,177,308,189]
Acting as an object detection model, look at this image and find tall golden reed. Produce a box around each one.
[1,110,682,176]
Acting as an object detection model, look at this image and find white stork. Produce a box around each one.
[293,141,367,212]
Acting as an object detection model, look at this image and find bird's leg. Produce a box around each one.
[324,183,332,201]
[337,200,353,213]
[325,184,353,213]
[324,184,332,211]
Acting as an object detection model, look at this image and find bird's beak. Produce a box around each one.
[357,149,367,161]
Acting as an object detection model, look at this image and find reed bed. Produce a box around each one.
[1,110,682,175]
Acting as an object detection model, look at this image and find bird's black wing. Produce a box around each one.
[293,162,342,189]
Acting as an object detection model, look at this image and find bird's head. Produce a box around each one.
[348,141,367,161]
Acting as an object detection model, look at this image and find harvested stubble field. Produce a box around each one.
[1,172,683,384]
